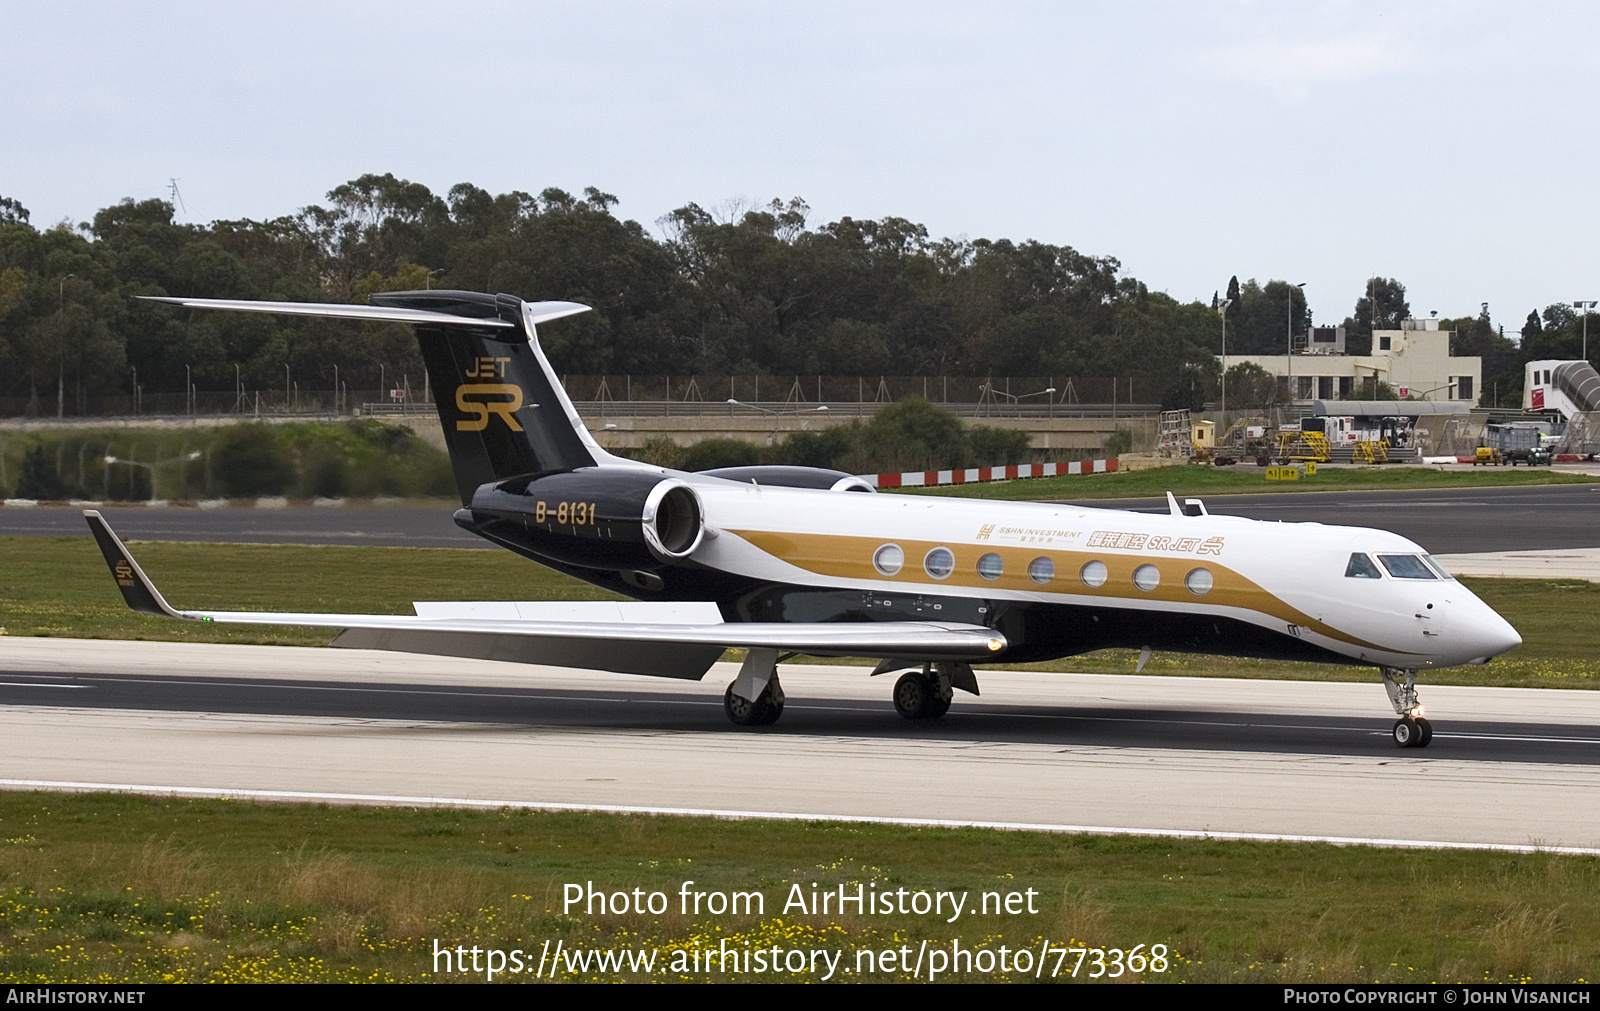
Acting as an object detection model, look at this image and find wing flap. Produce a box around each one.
[330,628,725,679]
[411,601,724,623]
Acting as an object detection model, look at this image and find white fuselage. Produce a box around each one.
[681,479,1521,671]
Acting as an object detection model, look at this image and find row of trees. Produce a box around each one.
[0,178,1589,415]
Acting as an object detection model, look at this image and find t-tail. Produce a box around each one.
[142,290,626,504]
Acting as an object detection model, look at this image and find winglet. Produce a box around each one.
[83,511,190,620]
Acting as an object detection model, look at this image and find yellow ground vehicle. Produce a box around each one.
[1276,429,1331,464]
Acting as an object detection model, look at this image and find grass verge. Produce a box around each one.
[0,792,1594,983]
[896,464,1600,501]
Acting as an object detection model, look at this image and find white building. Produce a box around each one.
[1225,317,1482,405]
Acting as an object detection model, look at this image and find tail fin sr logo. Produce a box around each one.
[456,384,525,432]
[114,559,135,587]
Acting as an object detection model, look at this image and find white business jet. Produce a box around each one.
[85,291,1521,748]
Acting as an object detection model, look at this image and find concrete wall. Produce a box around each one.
[0,408,1158,459]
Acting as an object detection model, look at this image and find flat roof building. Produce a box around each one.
[1224,317,1482,405]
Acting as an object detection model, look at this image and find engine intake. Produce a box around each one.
[643,480,705,558]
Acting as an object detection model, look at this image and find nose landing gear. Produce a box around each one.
[1391,716,1432,748]
[1380,667,1432,748]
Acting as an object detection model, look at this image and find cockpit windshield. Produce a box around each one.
[1378,554,1437,579]
[1345,553,1382,578]
[1347,552,1455,580]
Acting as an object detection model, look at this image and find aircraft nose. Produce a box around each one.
[1461,603,1522,663]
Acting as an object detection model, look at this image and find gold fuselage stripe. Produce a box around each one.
[727,528,1411,655]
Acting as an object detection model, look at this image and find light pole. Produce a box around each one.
[1218,298,1232,428]
[1575,300,1596,363]
[726,396,825,441]
[57,274,73,418]
[1287,282,1305,402]
[104,451,201,501]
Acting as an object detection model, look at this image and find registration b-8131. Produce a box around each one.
[533,501,599,526]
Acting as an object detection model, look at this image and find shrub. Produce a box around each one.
[681,439,764,471]
[14,445,72,499]
[1103,426,1134,456]
[213,424,294,497]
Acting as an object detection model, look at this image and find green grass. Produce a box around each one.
[0,536,624,647]
[0,792,1593,983]
[0,537,1592,689]
[895,463,1600,501]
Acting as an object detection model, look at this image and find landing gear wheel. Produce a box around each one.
[893,673,931,719]
[1392,717,1429,748]
[724,683,764,726]
[724,680,784,727]
[893,672,951,720]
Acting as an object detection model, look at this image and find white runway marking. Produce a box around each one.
[2,777,1597,858]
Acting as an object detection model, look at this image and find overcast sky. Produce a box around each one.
[5,1,1596,330]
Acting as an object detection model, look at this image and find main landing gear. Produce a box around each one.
[888,662,981,720]
[1381,667,1433,748]
[724,647,785,726]
[893,670,952,720]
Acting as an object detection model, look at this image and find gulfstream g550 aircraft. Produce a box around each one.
[87,290,1521,748]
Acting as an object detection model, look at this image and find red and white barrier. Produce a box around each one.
[868,458,1118,489]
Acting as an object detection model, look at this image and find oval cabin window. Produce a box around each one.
[873,544,904,576]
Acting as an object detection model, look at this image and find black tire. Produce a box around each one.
[1392,717,1420,748]
[1415,717,1433,747]
[893,673,933,720]
[758,683,785,725]
[724,682,771,727]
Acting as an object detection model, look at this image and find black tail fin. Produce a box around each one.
[369,290,598,502]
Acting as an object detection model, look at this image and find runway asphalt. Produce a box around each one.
[0,502,480,548]
[1,483,1595,553]
[3,637,1599,851]
[1076,483,1600,553]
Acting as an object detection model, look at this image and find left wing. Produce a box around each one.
[84,511,1006,679]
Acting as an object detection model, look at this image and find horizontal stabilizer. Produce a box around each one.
[140,296,519,328]
[140,295,592,329]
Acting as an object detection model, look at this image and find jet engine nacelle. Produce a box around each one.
[461,469,705,570]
